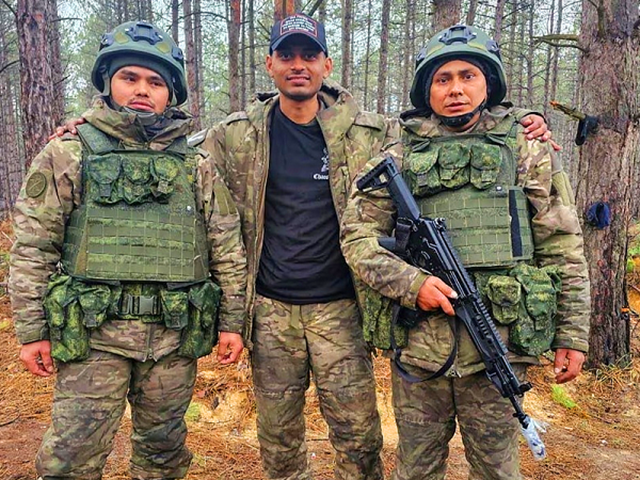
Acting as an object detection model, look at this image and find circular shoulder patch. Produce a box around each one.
[26,172,47,198]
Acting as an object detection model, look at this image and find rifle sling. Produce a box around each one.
[391,303,458,383]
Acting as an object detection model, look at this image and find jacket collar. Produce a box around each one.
[82,97,194,147]
[400,102,515,139]
[245,79,360,136]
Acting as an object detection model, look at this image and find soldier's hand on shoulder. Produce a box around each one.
[19,340,54,377]
[217,332,243,365]
[48,117,86,141]
[417,276,458,316]
[553,348,585,384]
[521,114,552,143]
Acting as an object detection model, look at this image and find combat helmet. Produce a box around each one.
[410,24,507,111]
[91,21,187,105]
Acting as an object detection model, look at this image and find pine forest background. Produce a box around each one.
[0,0,590,215]
[0,0,639,368]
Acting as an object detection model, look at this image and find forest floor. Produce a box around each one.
[1,218,640,480]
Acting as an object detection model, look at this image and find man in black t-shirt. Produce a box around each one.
[203,14,387,480]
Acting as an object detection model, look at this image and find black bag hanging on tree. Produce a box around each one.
[586,201,611,229]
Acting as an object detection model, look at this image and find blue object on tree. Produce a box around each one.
[586,202,611,229]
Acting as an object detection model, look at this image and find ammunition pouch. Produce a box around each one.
[476,263,561,356]
[177,280,222,359]
[44,275,222,362]
[43,274,111,362]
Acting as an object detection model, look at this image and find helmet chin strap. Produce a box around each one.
[436,99,486,129]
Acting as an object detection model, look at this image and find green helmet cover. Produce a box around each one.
[410,24,507,110]
[92,21,188,105]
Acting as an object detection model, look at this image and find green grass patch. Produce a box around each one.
[629,221,640,256]
[185,401,201,422]
[628,259,636,273]
[551,384,577,409]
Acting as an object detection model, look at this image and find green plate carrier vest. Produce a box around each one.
[402,115,534,269]
[61,124,209,283]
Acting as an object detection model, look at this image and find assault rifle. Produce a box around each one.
[356,156,546,459]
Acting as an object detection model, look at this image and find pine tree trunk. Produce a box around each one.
[526,0,534,106]
[401,0,414,110]
[194,0,204,118]
[543,0,556,117]
[549,0,562,106]
[432,0,461,31]
[274,0,295,21]
[466,0,478,25]
[171,0,179,44]
[48,1,64,121]
[363,0,372,110]
[376,0,390,114]
[493,0,507,43]
[17,0,62,168]
[0,16,21,218]
[248,0,256,95]
[575,0,639,367]
[241,0,246,106]
[183,0,200,127]
[228,0,242,112]
[341,0,352,90]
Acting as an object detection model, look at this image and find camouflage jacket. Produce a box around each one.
[195,80,398,346]
[10,98,247,360]
[340,105,591,375]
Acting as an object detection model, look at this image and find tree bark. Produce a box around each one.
[248,0,256,95]
[466,0,478,25]
[549,0,562,107]
[363,0,372,110]
[341,0,352,90]
[194,0,204,118]
[228,0,242,112]
[0,12,22,218]
[17,0,61,168]
[376,0,391,114]
[525,0,534,106]
[543,0,556,117]
[183,0,200,128]
[241,0,247,106]
[274,0,295,21]
[575,0,639,367]
[401,0,414,110]
[171,0,179,44]
[432,0,461,31]
[493,0,508,44]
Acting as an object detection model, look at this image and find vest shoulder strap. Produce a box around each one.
[76,123,119,155]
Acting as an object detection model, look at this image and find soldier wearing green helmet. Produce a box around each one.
[341,24,590,479]
[10,20,247,479]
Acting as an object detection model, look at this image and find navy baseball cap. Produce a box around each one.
[269,14,328,55]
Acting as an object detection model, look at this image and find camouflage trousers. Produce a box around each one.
[251,295,384,480]
[390,361,527,480]
[36,349,196,480]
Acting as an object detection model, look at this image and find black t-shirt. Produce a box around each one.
[255,105,355,304]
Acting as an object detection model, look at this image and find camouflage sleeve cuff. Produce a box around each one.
[217,323,244,335]
[402,271,430,309]
[217,312,245,335]
[511,107,546,123]
[16,325,50,345]
[551,335,589,354]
